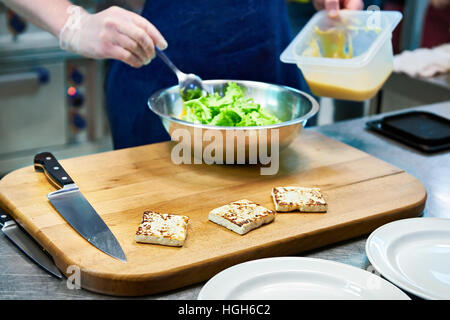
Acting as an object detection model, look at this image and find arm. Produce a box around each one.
[429,0,450,9]
[2,0,167,68]
[2,0,71,37]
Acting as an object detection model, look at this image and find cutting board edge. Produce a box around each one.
[0,132,429,297]
[57,187,426,297]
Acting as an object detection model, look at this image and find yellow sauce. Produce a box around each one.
[304,69,392,101]
[303,27,353,59]
[179,107,187,118]
[301,26,390,101]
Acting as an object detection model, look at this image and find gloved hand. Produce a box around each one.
[313,0,364,18]
[59,5,167,68]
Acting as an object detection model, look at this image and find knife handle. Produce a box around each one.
[0,209,13,228]
[34,152,74,188]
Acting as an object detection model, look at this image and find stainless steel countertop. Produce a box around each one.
[1,102,448,300]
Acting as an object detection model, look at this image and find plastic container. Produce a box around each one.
[281,10,402,101]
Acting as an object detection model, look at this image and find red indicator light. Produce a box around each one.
[67,86,77,96]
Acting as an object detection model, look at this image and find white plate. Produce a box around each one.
[198,257,410,300]
[366,217,450,300]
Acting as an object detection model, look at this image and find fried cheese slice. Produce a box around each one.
[272,187,327,212]
[209,199,276,235]
[135,211,189,247]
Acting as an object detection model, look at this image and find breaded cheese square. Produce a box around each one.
[135,211,189,247]
[272,187,328,212]
[208,199,276,235]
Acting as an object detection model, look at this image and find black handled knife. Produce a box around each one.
[34,152,126,262]
[0,210,62,278]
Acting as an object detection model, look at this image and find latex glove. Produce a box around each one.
[394,44,450,78]
[313,0,364,18]
[59,5,167,68]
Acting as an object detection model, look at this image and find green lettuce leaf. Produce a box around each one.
[181,82,281,127]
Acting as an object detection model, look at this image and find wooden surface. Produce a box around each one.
[0,131,426,296]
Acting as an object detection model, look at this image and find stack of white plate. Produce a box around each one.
[366,218,450,300]
[198,218,450,300]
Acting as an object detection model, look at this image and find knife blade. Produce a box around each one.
[0,210,62,278]
[34,152,126,262]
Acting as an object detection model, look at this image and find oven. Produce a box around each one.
[0,2,111,177]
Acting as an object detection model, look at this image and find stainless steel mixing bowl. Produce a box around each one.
[148,80,319,163]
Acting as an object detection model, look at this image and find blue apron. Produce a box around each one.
[106,0,303,149]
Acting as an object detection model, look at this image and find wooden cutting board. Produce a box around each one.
[0,131,426,296]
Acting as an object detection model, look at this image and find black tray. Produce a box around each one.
[366,111,450,153]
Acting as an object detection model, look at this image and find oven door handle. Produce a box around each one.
[0,68,49,88]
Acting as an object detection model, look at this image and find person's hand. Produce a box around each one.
[313,0,364,18]
[59,5,167,68]
[429,0,450,9]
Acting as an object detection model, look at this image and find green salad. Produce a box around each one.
[180,82,281,126]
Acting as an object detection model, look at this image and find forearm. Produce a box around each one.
[2,1,167,68]
[2,0,72,37]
